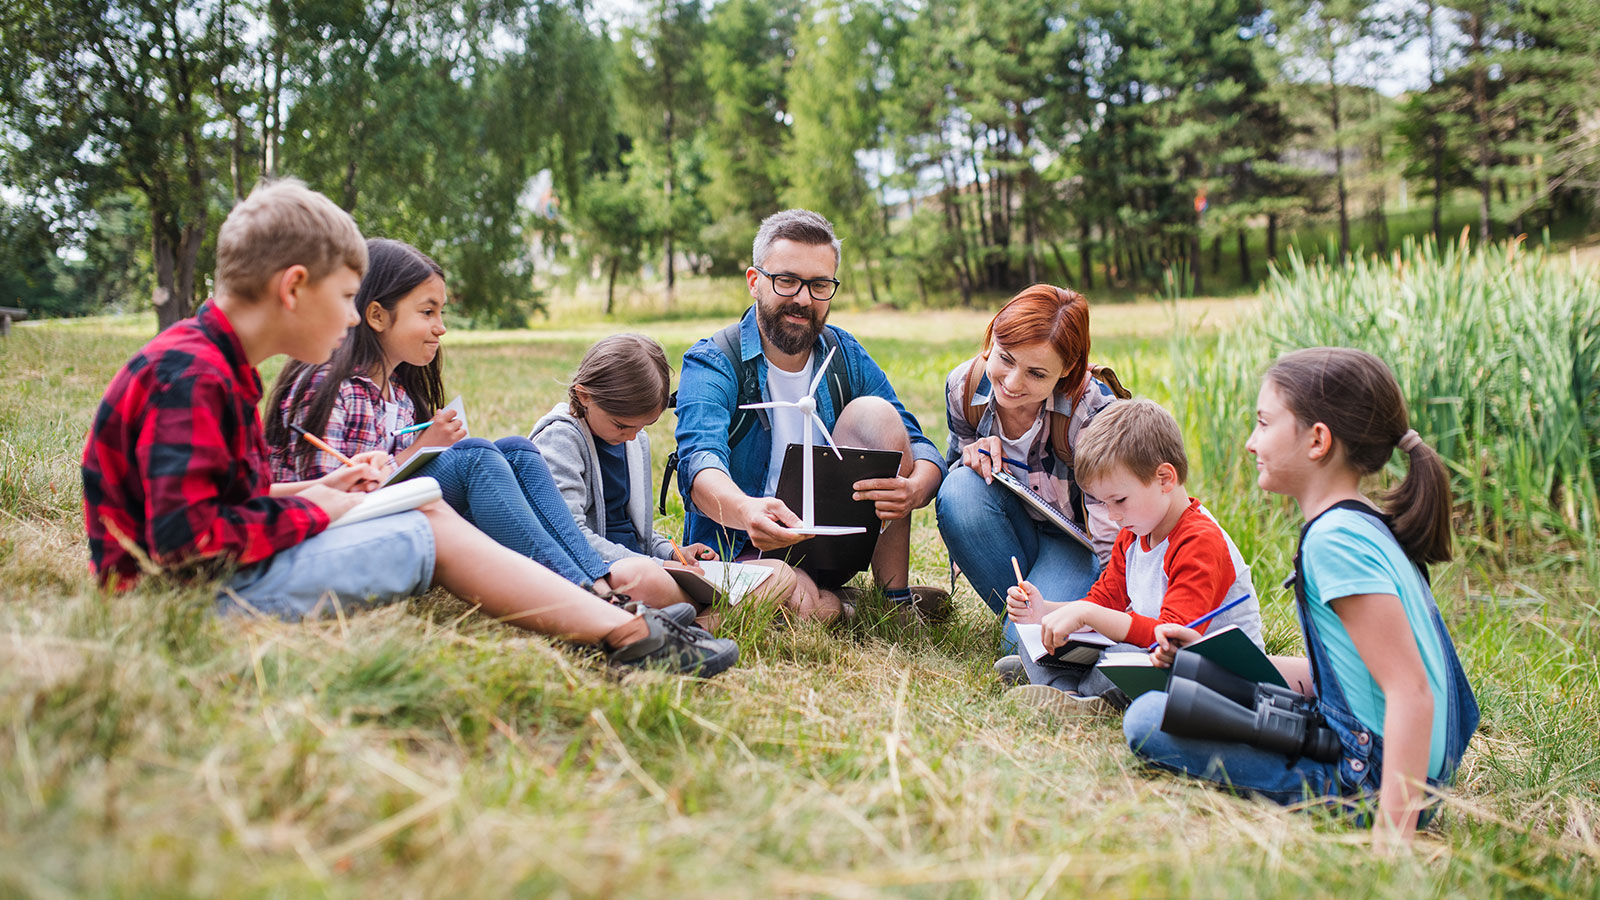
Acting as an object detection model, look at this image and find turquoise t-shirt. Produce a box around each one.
[1301,508,1450,779]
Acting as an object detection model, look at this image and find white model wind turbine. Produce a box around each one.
[740,346,866,536]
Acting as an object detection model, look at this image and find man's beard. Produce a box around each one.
[757,297,826,356]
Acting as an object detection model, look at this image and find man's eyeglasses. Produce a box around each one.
[753,266,840,301]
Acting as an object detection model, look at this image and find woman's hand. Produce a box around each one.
[414,409,467,449]
[959,435,1005,484]
[1148,623,1203,668]
[680,542,719,562]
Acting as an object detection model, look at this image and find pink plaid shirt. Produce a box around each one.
[269,370,419,481]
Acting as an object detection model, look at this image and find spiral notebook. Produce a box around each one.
[991,470,1094,553]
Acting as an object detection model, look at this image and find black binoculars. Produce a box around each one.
[1160,651,1343,764]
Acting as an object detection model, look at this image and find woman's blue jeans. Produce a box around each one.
[422,437,612,588]
[935,465,1101,655]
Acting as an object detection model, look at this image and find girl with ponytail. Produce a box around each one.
[1123,347,1479,850]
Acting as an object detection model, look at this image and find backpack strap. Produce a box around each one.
[659,317,854,515]
[711,320,766,447]
[960,355,985,430]
[818,326,852,417]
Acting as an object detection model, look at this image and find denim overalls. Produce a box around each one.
[1290,501,1480,809]
[1123,500,1479,822]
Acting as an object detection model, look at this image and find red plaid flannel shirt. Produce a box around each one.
[81,301,330,587]
[268,370,418,481]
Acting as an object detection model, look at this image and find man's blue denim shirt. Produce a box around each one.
[674,306,946,557]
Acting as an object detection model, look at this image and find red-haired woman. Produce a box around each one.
[935,284,1122,671]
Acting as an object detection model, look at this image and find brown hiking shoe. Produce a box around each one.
[907,585,954,623]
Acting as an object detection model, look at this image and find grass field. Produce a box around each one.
[2,267,1598,898]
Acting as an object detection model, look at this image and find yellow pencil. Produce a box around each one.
[1010,555,1024,585]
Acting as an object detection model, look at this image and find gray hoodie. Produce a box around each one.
[528,402,676,563]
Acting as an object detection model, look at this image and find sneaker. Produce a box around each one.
[993,655,1027,686]
[606,608,739,677]
[1006,684,1113,719]
[623,600,706,634]
[830,585,866,622]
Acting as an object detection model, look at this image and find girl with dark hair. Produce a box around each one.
[934,284,1124,664]
[265,238,697,614]
[529,335,800,621]
[1123,347,1479,849]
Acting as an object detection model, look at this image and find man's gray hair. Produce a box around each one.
[752,209,842,268]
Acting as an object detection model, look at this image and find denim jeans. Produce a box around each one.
[422,436,612,588]
[217,510,436,620]
[1122,690,1346,806]
[935,465,1101,655]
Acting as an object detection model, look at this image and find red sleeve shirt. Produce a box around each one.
[1079,498,1241,647]
[82,301,329,587]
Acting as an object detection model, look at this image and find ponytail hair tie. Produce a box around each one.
[1398,429,1423,453]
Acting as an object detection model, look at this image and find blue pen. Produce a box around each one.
[975,447,1031,471]
[394,421,430,436]
[1146,593,1255,652]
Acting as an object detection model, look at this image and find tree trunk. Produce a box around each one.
[1078,218,1094,290]
[1237,228,1251,283]
[1190,230,1203,296]
[1331,78,1350,262]
[1468,10,1491,243]
[1267,213,1279,262]
[606,256,620,315]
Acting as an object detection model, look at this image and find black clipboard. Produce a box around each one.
[762,444,901,577]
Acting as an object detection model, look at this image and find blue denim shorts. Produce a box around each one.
[216,511,437,621]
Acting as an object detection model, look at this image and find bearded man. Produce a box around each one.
[672,208,950,622]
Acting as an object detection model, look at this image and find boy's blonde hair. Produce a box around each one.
[569,334,672,420]
[1075,398,1189,486]
[214,178,367,302]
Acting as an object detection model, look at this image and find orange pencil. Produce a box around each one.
[289,423,357,468]
[666,536,692,567]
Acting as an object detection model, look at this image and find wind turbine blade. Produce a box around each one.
[739,401,792,411]
[807,346,837,397]
[810,413,844,459]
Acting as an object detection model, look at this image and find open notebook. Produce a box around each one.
[1015,622,1116,667]
[326,477,442,529]
[1094,624,1285,699]
[666,560,778,610]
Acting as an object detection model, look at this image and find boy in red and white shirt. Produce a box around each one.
[1006,399,1262,708]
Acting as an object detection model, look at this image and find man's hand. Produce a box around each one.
[959,435,1005,484]
[739,496,809,551]
[852,474,918,521]
[316,450,391,493]
[299,483,367,521]
[680,542,719,561]
[414,409,467,449]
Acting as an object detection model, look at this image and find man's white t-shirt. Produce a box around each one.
[762,354,825,497]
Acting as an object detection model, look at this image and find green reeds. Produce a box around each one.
[1168,232,1600,574]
